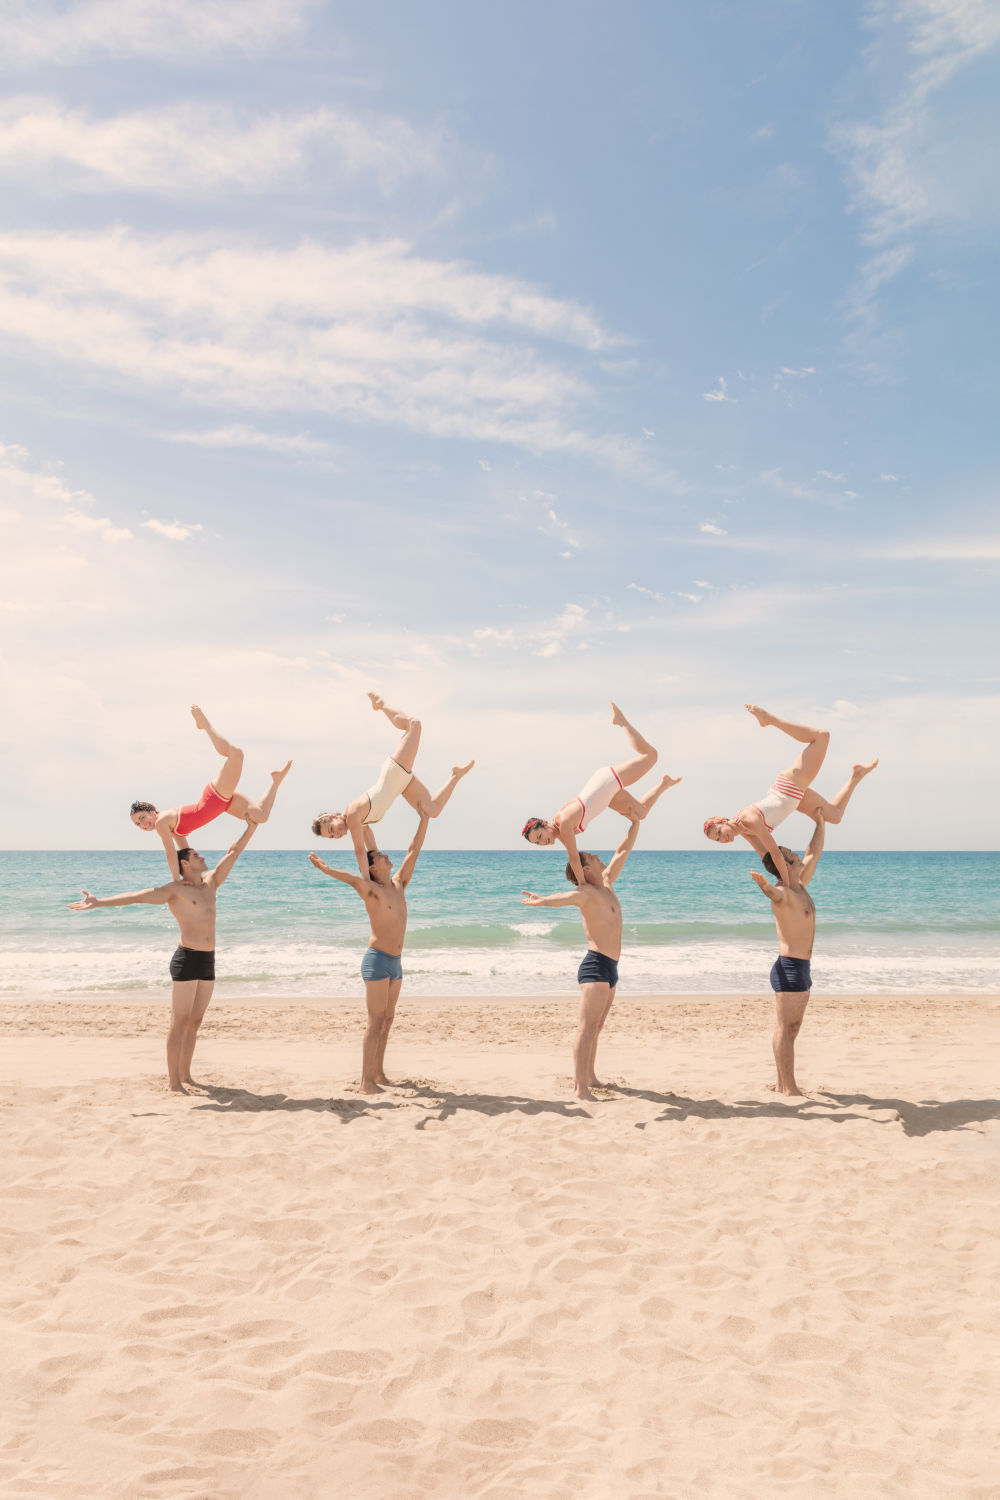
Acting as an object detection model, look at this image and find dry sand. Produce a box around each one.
[2,992,999,1499]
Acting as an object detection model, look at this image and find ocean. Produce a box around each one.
[2,849,997,1001]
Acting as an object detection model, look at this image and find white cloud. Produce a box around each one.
[699,521,727,536]
[778,366,815,377]
[703,377,736,403]
[0,0,316,65]
[0,229,644,463]
[0,98,446,195]
[676,592,702,604]
[477,458,492,471]
[160,424,333,458]
[880,472,901,481]
[58,509,133,542]
[142,518,204,541]
[628,582,664,603]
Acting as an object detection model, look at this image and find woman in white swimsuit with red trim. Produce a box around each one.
[522,702,680,885]
[703,704,878,885]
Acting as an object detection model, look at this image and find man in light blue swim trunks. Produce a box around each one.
[521,814,641,1102]
[309,811,430,1095]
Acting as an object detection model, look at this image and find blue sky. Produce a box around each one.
[1,0,998,850]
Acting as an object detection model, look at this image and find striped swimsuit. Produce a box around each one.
[739,773,805,832]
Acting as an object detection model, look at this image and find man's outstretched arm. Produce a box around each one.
[520,888,585,909]
[308,853,374,899]
[396,812,430,888]
[749,869,785,905]
[800,809,825,886]
[210,821,257,888]
[69,884,175,911]
[606,817,640,884]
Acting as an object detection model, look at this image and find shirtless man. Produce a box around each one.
[130,705,291,879]
[750,810,825,1098]
[309,811,429,1095]
[69,822,257,1093]
[521,814,640,1102]
[522,703,680,885]
[704,704,877,885]
[312,694,473,880]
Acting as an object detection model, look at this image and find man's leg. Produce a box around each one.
[178,980,215,1086]
[191,705,244,799]
[402,763,474,818]
[167,980,200,1092]
[230,761,293,824]
[362,979,390,1094]
[609,774,680,822]
[373,978,402,1085]
[589,984,617,1087]
[771,991,810,1097]
[574,982,610,1101]
[746,704,829,789]
[368,694,422,774]
[610,702,657,787]
[798,760,879,824]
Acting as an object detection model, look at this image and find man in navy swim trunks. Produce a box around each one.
[522,814,641,1102]
[69,821,258,1093]
[309,811,430,1095]
[749,809,826,1097]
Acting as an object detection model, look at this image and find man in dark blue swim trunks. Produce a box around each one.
[309,812,429,1095]
[522,815,641,1101]
[750,809,825,1097]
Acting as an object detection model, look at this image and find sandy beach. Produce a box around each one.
[3,991,998,1499]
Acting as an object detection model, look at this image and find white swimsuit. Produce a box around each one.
[363,756,413,825]
[740,773,805,833]
[560,764,624,834]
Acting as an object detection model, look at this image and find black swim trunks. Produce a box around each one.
[769,955,811,993]
[577,950,620,987]
[169,946,216,983]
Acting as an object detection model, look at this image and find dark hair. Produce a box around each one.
[177,847,195,870]
[565,854,589,886]
[522,818,544,842]
[130,800,155,816]
[761,852,778,878]
[367,850,376,867]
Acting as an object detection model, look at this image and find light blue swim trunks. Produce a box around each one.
[361,948,403,982]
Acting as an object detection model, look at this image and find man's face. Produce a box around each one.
[130,808,157,831]
[318,814,347,840]
[705,819,735,844]
[527,821,557,847]
[183,849,208,875]
[370,852,392,880]
[779,846,802,873]
[581,853,604,883]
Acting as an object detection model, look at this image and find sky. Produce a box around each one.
[1,0,998,852]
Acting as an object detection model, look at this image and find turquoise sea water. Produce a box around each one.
[2,849,998,998]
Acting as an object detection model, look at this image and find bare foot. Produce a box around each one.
[766,1082,804,1097]
[169,1082,189,1095]
[271,760,293,783]
[574,1087,597,1102]
[610,701,627,726]
[590,1078,607,1089]
[853,758,879,779]
[745,703,771,727]
[374,1075,396,1087]
[452,760,475,778]
[190,704,210,731]
[367,692,384,712]
[659,774,682,790]
[359,1080,384,1095]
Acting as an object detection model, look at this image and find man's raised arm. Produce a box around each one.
[69,883,175,911]
[308,852,373,898]
[396,812,430,888]
[210,821,257,888]
[606,816,640,884]
[800,809,825,886]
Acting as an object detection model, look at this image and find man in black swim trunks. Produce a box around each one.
[749,809,825,1097]
[69,822,257,1093]
[521,814,640,1102]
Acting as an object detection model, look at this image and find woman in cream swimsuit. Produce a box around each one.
[703,704,878,885]
[311,694,474,876]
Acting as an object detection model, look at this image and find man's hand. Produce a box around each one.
[520,890,543,906]
[811,807,825,824]
[749,871,769,891]
[309,853,333,875]
[68,889,99,910]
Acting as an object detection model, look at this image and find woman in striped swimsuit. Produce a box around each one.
[703,705,878,885]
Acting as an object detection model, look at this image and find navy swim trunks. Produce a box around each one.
[577,950,620,987]
[361,948,403,982]
[769,955,812,993]
[169,946,216,983]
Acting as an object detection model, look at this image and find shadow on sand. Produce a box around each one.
[190,1080,590,1123]
[612,1084,1000,1137]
